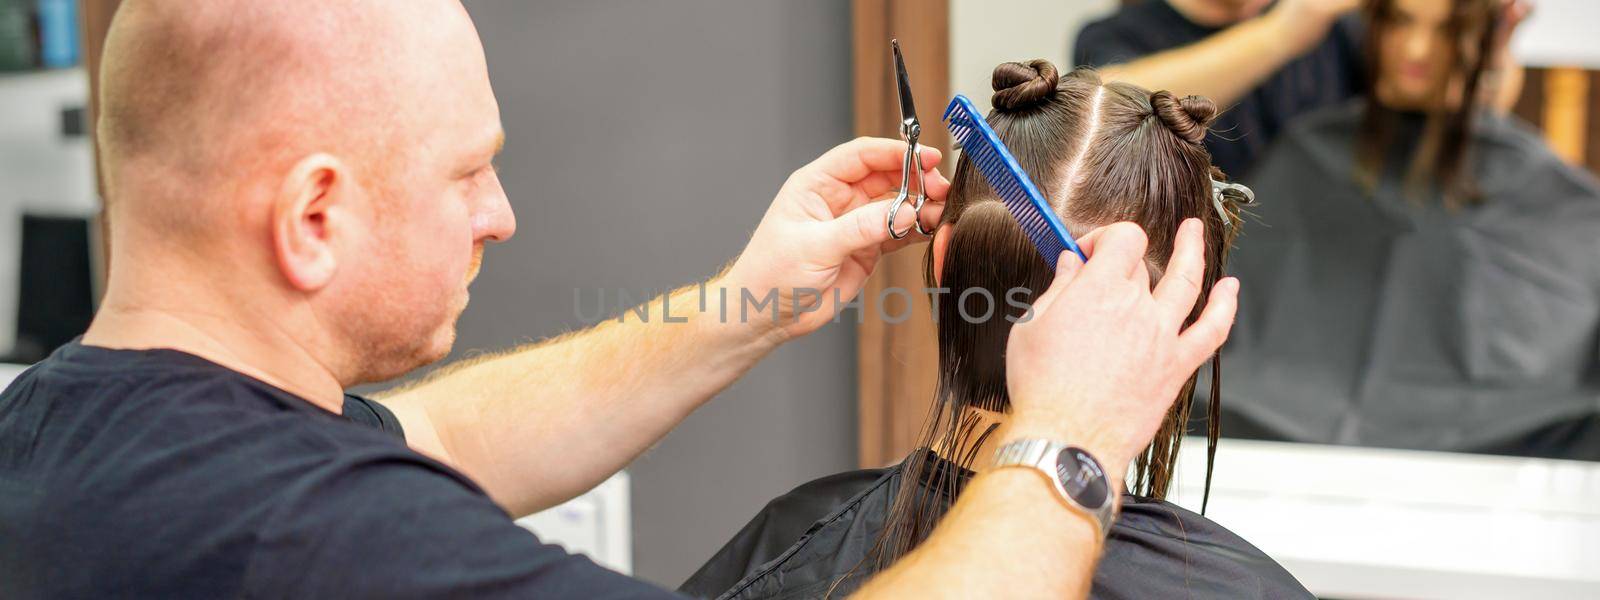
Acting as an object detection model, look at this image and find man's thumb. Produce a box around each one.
[1027,250,1083,315]
[831,199,899,256]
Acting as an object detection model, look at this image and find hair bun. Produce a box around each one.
[1150,91,1217,144]
[991,60,1059,112]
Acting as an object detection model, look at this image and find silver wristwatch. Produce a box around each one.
[992,439,1116,537]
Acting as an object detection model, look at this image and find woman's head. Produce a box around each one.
[1369,0,1499,111]
[1359,0,1500,204]
[924,62,1240,497]
[864,61,1242,573]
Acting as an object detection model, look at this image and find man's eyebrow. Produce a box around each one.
[492,130,506,156]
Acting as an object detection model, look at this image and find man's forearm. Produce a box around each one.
[376,136,950,517]
[852,422,1122,599]
[1100,10,1305,107]
[854,472,1103,599]
[381,277,782,516]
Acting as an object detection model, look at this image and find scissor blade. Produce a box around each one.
[891,39,917,125]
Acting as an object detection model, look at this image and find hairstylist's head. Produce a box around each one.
[92,0,515,390]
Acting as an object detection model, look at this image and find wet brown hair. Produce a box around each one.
[1357,0,1500,206]
[866,61,1244,571]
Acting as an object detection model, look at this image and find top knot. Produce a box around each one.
[991,60,1060,112]
[1150,91,1217,144]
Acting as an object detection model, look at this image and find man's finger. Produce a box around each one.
[1152,219,1206,328]
[1028,249,1089,315]
[807,137,944,189]
[923,165,951,203]
[1027,224,1111,314]
[913,200,945,236]
[1069,225,1111,259]
[830,198,903,260]
[851,164,949,209]
[1081,222,1149,282]
[1175,277,1239,370]
[852,172,900,202]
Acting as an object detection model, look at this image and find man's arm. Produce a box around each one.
[1486,0,1533,113]
[376,280,777,517]
[379,138,951,517]
[374,155,1237,599]
[279,217,1235,600]
[857,221,1239,598]
[1096,0,1359,107]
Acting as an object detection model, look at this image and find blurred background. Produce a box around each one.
[1,0,1597,598]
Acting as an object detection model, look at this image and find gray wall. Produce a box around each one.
[456,0,857,587]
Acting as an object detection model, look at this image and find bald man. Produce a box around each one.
[0,1,1238,598]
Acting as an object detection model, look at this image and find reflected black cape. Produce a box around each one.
[1218,101,1600,458]
[680,451,1309,599]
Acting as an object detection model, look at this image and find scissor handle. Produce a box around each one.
[887,139,933,240]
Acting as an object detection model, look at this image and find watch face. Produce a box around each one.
[1054,447,1109,509]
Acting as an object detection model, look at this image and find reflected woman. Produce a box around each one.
[680,61,1309,599]
[1219,0,1600,458]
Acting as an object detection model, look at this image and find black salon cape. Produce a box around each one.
[1218,100,1600,458]
[680,450,1310,600]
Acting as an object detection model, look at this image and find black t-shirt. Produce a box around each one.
[1073,0,1364,178]
[0,341,681,598]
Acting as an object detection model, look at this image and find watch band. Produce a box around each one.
[992,438,1116,538]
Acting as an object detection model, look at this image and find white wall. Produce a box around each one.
[949,0,1119,114]
[0,68,95,355]
[1511,0,1600,69]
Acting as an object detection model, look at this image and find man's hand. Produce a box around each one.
[1268,0,1362,55]
[855,220,1237,599]
[1492,0,1534,52]
[1485,0,1533,111]
[382,138,948,516]
[1003,219,1239,480]
[721,137,949,341]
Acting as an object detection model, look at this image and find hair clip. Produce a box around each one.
[1210,178,1255,228]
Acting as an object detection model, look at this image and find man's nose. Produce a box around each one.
[473,184,517,243]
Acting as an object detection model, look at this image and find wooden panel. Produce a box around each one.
[1511,67,1545,127]
[1588,70,1600,176]
[852,0,950,468]
[1513,66,1600,177]
[1544,67,1590,166]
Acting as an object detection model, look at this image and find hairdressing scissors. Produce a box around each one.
[1210,178,1256,229]
[887,39,934,240]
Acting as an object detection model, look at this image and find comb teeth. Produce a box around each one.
[942,96,1083,269]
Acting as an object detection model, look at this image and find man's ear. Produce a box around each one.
[931,222,953,287]
[273,154,345,292]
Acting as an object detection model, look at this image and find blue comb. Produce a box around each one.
[942,94,1086,268]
